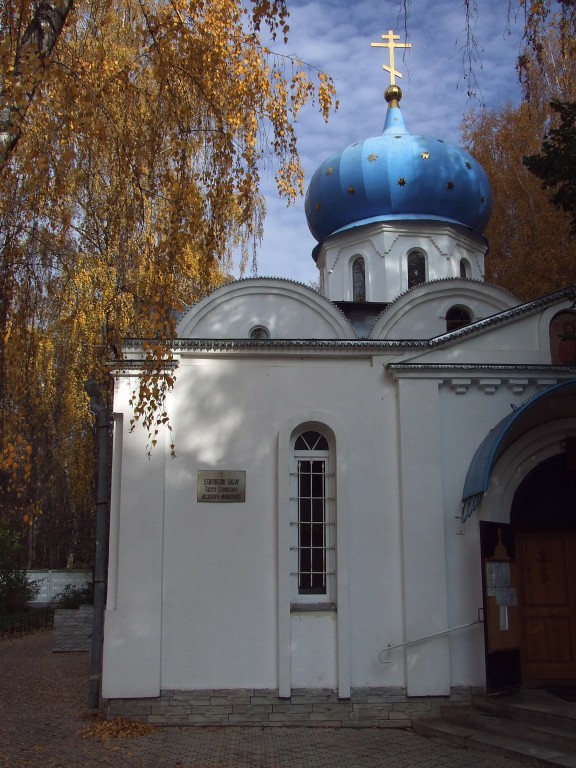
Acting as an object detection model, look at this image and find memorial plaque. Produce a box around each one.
[197,470,246,502]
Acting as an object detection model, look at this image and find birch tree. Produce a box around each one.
[0,0,336,562]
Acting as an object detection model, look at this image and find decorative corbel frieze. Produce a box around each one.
[449,378,472,394]
[479,378,502,394]
[507,378,529,395]
[535,378,558,391]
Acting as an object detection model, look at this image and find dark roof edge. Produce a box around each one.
[123,338,429,352]
[387,363,575,373]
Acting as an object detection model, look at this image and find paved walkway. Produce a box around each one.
[0,630,526,768]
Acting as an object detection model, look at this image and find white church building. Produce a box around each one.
[102,50,576,725]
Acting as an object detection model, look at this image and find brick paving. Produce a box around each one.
[0,629,527,768]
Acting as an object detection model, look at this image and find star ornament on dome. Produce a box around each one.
[371,30,411,86]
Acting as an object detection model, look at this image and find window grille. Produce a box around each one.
[290,431,335,601]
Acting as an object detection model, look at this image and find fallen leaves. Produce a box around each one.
[81,716,158,741]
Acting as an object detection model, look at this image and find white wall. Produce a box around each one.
[103,292,572,699]
[104,353,410,697]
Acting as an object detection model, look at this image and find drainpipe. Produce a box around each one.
[84,379,112,710]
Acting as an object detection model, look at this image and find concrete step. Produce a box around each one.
[473,691,576,731]
[413,718,576,768]
[441,705,576,753]
[413,691,576,768]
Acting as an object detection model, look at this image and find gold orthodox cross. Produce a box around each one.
[371,30,411,85]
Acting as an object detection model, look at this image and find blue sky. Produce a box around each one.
[243,0,526,286]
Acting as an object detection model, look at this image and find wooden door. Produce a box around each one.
[516,528,576,681]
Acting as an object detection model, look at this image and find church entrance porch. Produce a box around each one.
[481,451,576,693]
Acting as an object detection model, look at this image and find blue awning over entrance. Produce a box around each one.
[461,379,576,521]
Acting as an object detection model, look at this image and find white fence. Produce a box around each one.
[26,570,92,604]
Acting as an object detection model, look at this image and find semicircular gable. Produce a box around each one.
[177,278,354,339]
[369,279,517,340]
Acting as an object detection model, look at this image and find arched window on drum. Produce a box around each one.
[407,250,426,289]
[352,256,366,302]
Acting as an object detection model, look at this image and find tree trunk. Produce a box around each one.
[0,0,74,170]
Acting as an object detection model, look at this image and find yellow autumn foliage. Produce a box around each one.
[462,19,576,301]
[0,0,337,560]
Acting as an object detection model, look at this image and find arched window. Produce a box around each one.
[407,251,426,288]
[550,311,576,365]
[291,429,335,601]
[352,257,366,302]
[249,325,270,339]
[446,305,472,332]
[460,258,471,278]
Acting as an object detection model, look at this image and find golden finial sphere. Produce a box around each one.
[385,84,402,104]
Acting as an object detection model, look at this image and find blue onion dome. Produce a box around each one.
[305,85,492,244]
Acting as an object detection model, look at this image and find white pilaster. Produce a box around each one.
[102,379,166,698]
[396,377,450,696]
